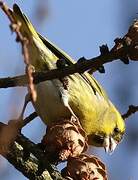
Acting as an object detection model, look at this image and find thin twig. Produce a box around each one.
[122,105,138,119]
[0,51,128,89]
[22,112,38,127]
[0,1,37,101]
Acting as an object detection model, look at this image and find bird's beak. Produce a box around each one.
[103,136,118,154]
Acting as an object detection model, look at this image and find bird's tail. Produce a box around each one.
[10,4,58,71]
[11,4,40,42]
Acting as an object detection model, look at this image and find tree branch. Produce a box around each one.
[0,52,117,88]
[0,19,138,89]
[0,48,133,89]
[0,122,65,180]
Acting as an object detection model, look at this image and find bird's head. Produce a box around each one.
[88,102,125,153]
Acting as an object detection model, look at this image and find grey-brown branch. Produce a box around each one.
[0,122,65,180]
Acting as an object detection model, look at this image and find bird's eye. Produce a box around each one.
[114,127,120,133]
[92,135,104,145]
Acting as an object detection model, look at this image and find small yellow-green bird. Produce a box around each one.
[11,4,125,153]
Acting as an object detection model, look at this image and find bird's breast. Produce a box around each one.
[33,80,71,124]
[33,75,109,135]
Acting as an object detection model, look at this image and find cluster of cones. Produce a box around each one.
[41,119,107,180]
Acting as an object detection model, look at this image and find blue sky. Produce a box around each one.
[0,0,138,180]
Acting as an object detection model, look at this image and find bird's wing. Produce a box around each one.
[12,4,109,103]
[38,34,109,102]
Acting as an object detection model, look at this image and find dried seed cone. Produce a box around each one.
[125,20,138,60]
[112,20,138,61]
[62,154,108,180]
[41,120,88,162]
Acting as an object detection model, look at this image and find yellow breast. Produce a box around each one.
[33,72,110,135]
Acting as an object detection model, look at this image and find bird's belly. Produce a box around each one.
[33,80,70,124]
[33,75,108,135]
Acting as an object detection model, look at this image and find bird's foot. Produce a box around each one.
[18,93,31,121]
